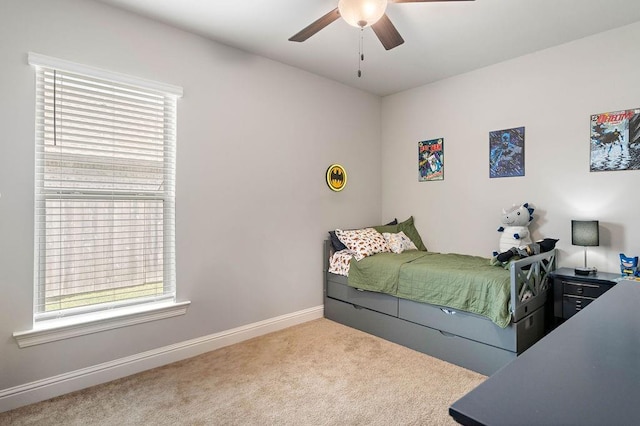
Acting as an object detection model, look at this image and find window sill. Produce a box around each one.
[13,301,191,348]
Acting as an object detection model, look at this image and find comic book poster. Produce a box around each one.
[489,127,525,178]
[418,138,444,181]
[590,108,640,172]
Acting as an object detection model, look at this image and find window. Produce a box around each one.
[30,53,183,326]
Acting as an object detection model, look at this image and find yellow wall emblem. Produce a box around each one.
[326,164,347,192]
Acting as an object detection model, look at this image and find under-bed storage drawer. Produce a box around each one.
[326,275,398,317]
[325,297,516,376]
[398,299,544,353]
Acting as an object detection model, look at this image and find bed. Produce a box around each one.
[323,223,556,376]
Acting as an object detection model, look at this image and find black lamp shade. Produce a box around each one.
[571,220,599,247]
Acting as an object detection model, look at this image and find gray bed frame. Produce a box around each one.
[323,240,557,376]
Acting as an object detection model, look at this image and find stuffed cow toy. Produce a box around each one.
[497,203,534,253]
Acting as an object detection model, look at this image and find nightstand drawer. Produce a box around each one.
[562,280,610,298]
[550,268,620,327]
[562,295,596,319]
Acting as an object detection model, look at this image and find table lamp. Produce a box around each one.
[571,220,599,275]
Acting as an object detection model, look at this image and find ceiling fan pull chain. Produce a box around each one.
[358,28,364,78]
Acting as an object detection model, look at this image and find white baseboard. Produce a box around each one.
[0,305,324,413]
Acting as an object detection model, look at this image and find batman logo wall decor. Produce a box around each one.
[326,164,347,192]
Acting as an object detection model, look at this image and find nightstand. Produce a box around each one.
[550,267,620,322]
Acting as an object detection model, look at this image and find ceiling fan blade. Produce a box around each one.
[289,8,341,42]
[390,0,475,3]
[371,14,405,50]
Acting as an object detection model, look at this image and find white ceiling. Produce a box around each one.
[96,0,640,96]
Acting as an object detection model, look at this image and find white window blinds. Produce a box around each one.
[31,53,182,322]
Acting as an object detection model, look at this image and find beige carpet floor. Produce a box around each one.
[0,319,486,425]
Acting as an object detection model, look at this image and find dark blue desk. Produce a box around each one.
[449,281,640,426]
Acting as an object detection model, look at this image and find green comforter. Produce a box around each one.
[348,251,512,328]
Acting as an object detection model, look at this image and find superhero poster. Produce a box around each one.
[418,138,444,181]
[489,127,525,178]
[590,108,640,172]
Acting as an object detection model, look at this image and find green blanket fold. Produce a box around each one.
[347,251,429,294]
[347,251,512,328]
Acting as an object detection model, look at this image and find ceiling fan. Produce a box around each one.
[289,0,475,51]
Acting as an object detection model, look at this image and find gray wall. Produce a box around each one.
[381,21,640,273]
[0,0,382,390]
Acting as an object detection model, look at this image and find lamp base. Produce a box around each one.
[575,267,597,276]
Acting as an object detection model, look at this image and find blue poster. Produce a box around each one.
[489,127,525,178]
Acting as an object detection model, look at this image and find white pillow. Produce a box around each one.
[382,231,418,254]
[335,228,390,261]
[328,249,353,276]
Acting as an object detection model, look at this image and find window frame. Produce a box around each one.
[14,53,188,346]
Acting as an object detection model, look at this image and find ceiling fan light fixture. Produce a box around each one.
[338,0,388,28]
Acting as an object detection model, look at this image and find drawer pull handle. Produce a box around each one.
[439,330,457,338]
[564,294,596,300]
[441,308,457,315]
[563,281,598,288]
